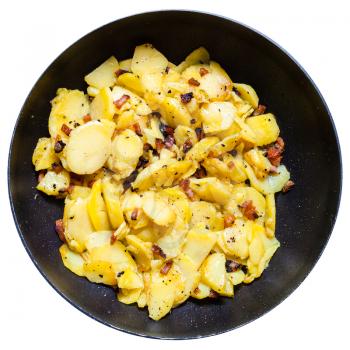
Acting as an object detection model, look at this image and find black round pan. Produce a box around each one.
[8,10,342,339]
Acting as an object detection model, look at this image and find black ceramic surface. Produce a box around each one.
[8,11,341,339]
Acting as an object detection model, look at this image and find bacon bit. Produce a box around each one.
[152,244,166,259]
[110,232,117,245]
[115,69,128,77]
[188,78,200,86]
[183,139,193,153]
[164,135,175,149]
[61,123,72,136]
[130,208,139,221]
[67,184,75,194]
[50,162,61,174]
[179,179,195,201]
[160,260,173,275]
[38,170,46,183]
[227,161,235,169]
[114,94,130,109]
[194,166,207,179]
[199,67,209,77]
[266,137,285,166]
[225,260,241,273]
[136,156,148,169]
[132,123,142,136]
[83,114,92,123]
[253,104,267,116]
[193,287,200,295]
[195,127,205,140]
[87,180,96,188]
[143,143,152,151]
[224,214,235,228]
[209,290,219,298]
[122,170,139,192]
[155,138,165,152]
[54,140,66,153]
[240,200,259,220]
[159,122,174,137]
[55,219,66,242]
[180,92,194,104]
[282,180,295,193]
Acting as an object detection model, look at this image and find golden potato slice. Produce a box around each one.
[84,56,119,89]
[233,83,259,109]
[160,97,193,128]
[182,228,217,269]
[119,58,132,71]
[200,102,236,134]
[189,201,218,230]
[117,72,144,95]
[189,177,231,205]
[228,270,245,286]
[90,87,115,120]
[174,125,198,147]
[201,253,226,293]
[125,235,153,272]
[191,282,211,299]
[185,137,219,162]
[244,148,273,179]
[63,197,94,253]
[245,113,280,146]
[32,137,59,171]
[84,231,112,252]
[117,268,144,289]
[265,194,276,238]
[87,179,111,231]
[66,121,111,175]
[59,244,85,276]
[83,260,117,285]
[176,47,210,73]
[131,44,168,76]
[117,288,142,304]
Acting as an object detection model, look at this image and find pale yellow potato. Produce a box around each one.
[228,270,246,286]
[176,47,210,73]
[118,288,142,304]
[174,125,198,147]
[201,253,226,293]
[66,121,112,175]
[117,268,144,289]
[160,96,193,127]
[119,58,132,71]
[32,137,59,171]
[125,235,153,272]
[185,137,219,162]
[117,72,144,95]
[265,194,276,238]
[85,56,119,89]
[83,260,117,285]
[67,185,91,200]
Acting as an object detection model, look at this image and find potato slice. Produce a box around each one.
[87,179,111,231]
[201,253,226,293]
[189,201,218,230]
[189,177,231,205]
[63,197,94,253]
[185,137,219,162]
[265,194,276,238]
[90,87,115,120]
[176,47,210,73]
[118,288,142,304]
[174,125,198,147]
[119,58,132,71]
[131,44,168,76]
[117,268,144,289]
[147,263,182,320]
[182,228,217,269]
[59,244,85,276]
[84,56,119,89]
[49,88,89,139]
[244,148,273,179]
[244,162,290,195]
[66,121,111,175]
[233,83,259,109]
[142,191,176,226]
[125,235,153,272]
[111,86,151,116]
[191,282,211,299]
[117,72,144,95]
[32,137,59,171]
[68,185,91,200]
[245,113,279,146]
[101,179,124,229]
[37,170,70,196]
[85,231,112,252]
[228,270,246,286]
[200,102,236,134]
[83,260,117,285]
[160,97,193,128]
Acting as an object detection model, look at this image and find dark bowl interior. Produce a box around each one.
[8,11,341,339]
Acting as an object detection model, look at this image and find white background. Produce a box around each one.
[1,0,349,349]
